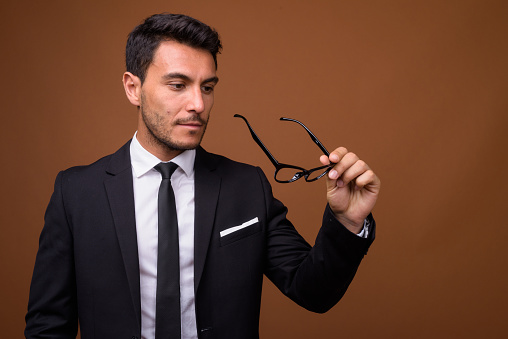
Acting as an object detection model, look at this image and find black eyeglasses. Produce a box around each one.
[234,114,333,183]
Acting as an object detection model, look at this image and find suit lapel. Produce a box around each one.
[194,147,221,291]
[103,141,141,330]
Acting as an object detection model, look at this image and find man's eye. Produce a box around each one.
[202,85,214,93]
[169,83,185,90]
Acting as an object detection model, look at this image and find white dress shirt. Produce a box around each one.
[130,133,198,339]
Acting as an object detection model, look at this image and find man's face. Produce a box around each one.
[136,40,218,158]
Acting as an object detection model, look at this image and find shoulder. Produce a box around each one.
[61,154,111,177]
[58,140,131,184]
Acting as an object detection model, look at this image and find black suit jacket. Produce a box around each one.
[25,141,375,339]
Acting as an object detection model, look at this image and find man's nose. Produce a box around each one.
[186,87,205,113]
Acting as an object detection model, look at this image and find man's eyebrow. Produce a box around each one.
[162,73,219,85]
[204,76,219,85]
[162,72,191,81]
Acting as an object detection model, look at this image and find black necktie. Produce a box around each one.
[154,162,181,339]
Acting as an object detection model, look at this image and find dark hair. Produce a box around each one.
[126,13,222,83]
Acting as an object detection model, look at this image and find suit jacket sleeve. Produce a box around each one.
[259,167,375,313]
[25,171,78,338]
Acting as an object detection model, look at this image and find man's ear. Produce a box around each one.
[122,72,142,107]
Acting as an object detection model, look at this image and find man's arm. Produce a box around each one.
[25,171,78,338]
[262,147,379,313]
[260,171,375,313]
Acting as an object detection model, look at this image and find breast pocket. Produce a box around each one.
[219,217,261,247]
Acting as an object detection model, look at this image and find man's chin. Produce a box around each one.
[163,138,203,152]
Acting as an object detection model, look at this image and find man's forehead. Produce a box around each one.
[150,40,216,74]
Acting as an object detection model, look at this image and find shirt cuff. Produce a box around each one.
[356,218,371,238]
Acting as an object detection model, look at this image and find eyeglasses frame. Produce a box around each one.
[234,114,333,183]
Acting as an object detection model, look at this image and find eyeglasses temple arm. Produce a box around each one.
[234,114,280,168]
[280,117,330,156]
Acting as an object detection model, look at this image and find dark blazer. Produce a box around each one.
[25,140,375,339]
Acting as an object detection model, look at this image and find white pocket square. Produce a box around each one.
[220,217,259,237]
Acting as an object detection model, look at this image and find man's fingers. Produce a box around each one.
[328,152,360,180]
[321,147,349,166]
[328,147,348,164]
[319,154,330,166]
[339,159,369,186]
[321,147,379,193]
[353,169,379,192]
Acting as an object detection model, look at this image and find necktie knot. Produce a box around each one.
[154,162,179,179]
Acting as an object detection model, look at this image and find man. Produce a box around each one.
[25,13,380,339]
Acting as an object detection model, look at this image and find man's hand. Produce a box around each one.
[319,147,381,234]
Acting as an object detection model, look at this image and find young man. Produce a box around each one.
[25,13,380,339]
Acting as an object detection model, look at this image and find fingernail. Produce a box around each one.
[329,170,338,179]
[337,179,344,187]
[330,154,339,162]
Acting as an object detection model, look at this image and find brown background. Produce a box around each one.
[1,0,507,337]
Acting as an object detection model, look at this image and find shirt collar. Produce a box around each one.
[130,132,196,178]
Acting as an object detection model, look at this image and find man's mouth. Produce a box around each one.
[179,122,202,129]
[176,117,206,128]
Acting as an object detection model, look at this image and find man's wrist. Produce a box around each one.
[334,215,365,235]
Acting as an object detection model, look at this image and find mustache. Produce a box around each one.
[175,116,207,125]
